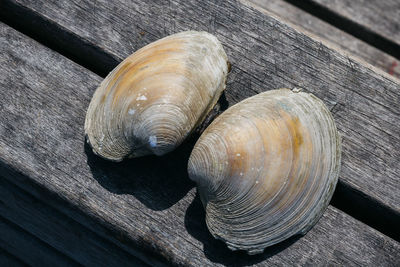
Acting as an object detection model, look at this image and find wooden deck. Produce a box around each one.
[0,0,399,265]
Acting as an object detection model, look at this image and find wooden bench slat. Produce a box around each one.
[4,0,399,222]
[0,177,147,266]
[309,0,400,49]
[245,0,400,79]
[0,20,399,266]
[0,216,78,266]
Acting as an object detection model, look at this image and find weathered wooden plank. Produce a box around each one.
[277,0,400,62]
[0,216,79,266]
[309,0,400,49]
[1,0,399,228]
[0,177,147,266]
[0,25,165,267]
[0,18,399,267]
[245,0,400,79]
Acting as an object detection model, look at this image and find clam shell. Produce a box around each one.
[85,31,228,161]
[188,89,341,254]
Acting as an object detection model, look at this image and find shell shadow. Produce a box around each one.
[84,139,195,211]
[84,92,229,211]
[184,194,302,266]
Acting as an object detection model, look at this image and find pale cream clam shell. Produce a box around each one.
[85,31,228,161]
[188,88,341,254]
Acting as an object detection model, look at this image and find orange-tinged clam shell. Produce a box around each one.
[85,31,228,161]
[188,88,341,254]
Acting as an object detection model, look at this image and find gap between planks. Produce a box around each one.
[0,214,80,266]
[0,160,164,266]
[0,18,399,265]
[0,0,399,242]
[0,174,149,266]
[244,0,400,80]
[0,240,29,267]
[282,0,400,61]
[0,0,117,77]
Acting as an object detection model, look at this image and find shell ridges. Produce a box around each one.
[85,31,229,161]
[188,88,341,254]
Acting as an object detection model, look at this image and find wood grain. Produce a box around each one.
[310,0,400,48]
[0,216,78,266]
[245,0,400,79]
[2,0,399,222]
[0,16,400,267]
[0,177,147,266]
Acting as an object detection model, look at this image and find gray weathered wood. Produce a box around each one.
[0,17,400,267]
[245,0,400,79]
[310,0,400,48]
[3,0,399,223]
[0,177,147,266]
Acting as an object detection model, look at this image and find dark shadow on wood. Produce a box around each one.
[331,180,400,242]
[0,239,29,267]
[0,161,164,266]
[195,91,230,135]
[0,214,80,266]
[283,0,400,60]
[84,90,229,211]
[2,0,399,255]
[0,0,118,77]
[85,139,195,211]
[184,194,302,266]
